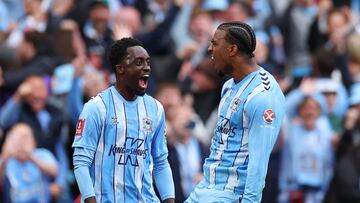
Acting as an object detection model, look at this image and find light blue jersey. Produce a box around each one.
[2,149,57,203]
[196,68,285,202]
[278,116,334,203]
[72,86,173,203]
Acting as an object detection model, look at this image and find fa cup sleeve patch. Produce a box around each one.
[263,109,275,123]
[75,119,85,136]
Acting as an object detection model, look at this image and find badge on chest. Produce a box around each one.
[143,117,152,133]
[230,97,241,112]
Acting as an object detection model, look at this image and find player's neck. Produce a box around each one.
[114,84,137,101]
[232,60,259,83]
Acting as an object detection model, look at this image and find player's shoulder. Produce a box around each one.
[250,85,285,104]
[255,69,277,89]
[255,69,284,95]
[246,70,285,107]
[143,94,165,112]
[248,89,284,106]
[82,88,110,112]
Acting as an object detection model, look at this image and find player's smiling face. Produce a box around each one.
[121,46,151,98]
[208,29,232,75]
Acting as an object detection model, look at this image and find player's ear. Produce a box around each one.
[228,44,238,57]
[115,64,125,74]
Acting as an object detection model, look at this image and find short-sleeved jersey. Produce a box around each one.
[198,68,285,201]
[72,86,168,203]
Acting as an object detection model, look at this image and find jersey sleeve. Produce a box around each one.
[151,102,175,200]
[242,90,285,203]
[72,96,105,151]
[151,103,168,160]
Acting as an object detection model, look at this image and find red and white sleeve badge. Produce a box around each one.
[75,119,85,136]
[263,109,275,123]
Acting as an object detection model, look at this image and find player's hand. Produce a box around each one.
[84,196,97,203]
[162,198,175,203]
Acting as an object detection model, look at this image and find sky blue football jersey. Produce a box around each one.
[72,86,169,203]
[198,68,285,202]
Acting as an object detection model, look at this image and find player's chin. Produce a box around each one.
[215,67,226,77]
[217,70,225,78]
[214,63,224,72]
[135,88,146,96]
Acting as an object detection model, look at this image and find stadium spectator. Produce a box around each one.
[0,76,70,202]
[168,104,209,199]
[279,96,335,203]
[0,123,58,203]
[324,82,360,203]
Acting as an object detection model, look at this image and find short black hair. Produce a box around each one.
[217,21,256,58]
[108,37,144,72]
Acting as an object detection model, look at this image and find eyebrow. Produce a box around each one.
[212,37,225,43]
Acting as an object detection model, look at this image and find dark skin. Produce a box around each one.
[115,46,151,101]
[84,46,174,203]
[208,29,259,83]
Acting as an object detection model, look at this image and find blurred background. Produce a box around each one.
[0,0,360,202]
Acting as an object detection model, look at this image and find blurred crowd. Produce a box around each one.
[0,0,360,202]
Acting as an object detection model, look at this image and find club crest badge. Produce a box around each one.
[263,109,275,123]
[143,117,152,132]
[230,97,241,112]
[111,116,118,125]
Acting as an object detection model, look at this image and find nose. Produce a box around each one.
[208,44,213,55]
[143,62,151,72]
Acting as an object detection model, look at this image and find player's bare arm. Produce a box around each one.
[163,198,175,203]
[84,196,96,203]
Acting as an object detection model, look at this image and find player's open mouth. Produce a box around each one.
[139,75,149,89]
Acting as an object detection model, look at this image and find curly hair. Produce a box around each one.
[108,37,144,72]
